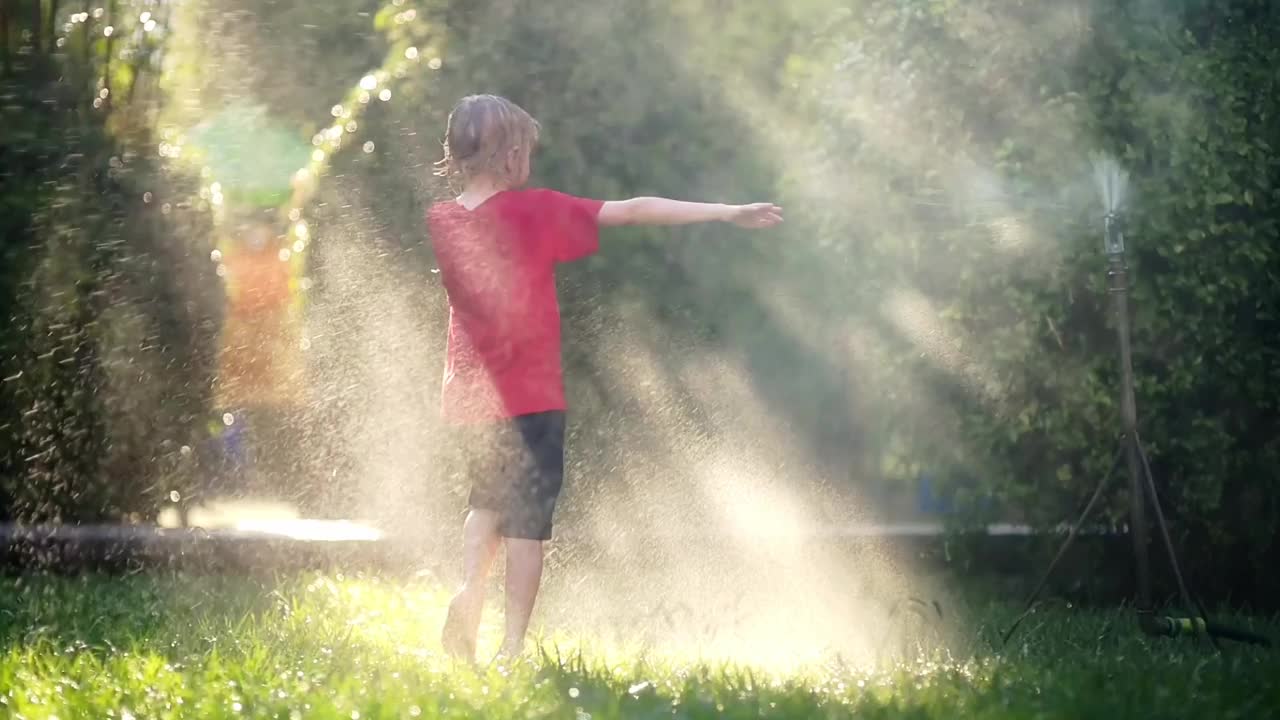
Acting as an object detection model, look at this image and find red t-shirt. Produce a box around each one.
[427,188,604,423]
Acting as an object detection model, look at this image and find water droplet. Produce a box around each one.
[56,37,66,48]
[408,707,421,718]
[293,240,306,253]
[143,191,153,203]
[405,47,419,60]
[210,249,222,262]
[358,92,371,104]
[232,702,242,712]
[169,491,181,502]
[288,208,302,222]
[362,141,375,153]
[139,11,151,22]
[294,221,308,239]
[350,712,360,720]
[331,104,344,118]
[179,445,192,457]
[312,149,326,163]
[144,19,157,32]
[568,687,580,699]
[379,89,391,102]
[428,57,443,70]
[360,75,378,91]
[103,26,114,37]
[216,264,227,277]
[278,249,292,262]
[345,121,359,133]
[93,8,104,19]
[161,203,172,215]
[93,98,104,109]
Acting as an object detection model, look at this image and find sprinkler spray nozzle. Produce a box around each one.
[1104,211,1125,256]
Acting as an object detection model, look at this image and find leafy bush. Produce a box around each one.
[1,0,1276,602]
[1,13,221,522]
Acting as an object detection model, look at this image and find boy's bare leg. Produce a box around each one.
[499,538,544,656]
[442,508,501,660]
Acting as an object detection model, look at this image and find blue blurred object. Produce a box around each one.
[220,419,248,474]
[204,411,252,492]
[916,473,954,515]
[917,472,998,516]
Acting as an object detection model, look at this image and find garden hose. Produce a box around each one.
[1139,611,1272,647]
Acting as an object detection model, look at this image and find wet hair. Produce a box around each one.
[434,94,540,184]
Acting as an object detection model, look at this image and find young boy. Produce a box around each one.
[427,94,782,662]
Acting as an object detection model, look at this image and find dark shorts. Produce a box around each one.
[456,411,566,541]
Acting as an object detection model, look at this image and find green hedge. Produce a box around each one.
[2,0,1276,602]
[769,0,1280,594]
[1,12,221,522]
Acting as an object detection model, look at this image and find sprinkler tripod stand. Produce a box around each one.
[1002,210,1271,649]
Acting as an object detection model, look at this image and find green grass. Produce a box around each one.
[0,572,1277,719]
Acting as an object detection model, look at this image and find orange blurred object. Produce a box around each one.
[214,222,304,409]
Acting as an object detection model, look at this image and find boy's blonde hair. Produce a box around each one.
[434,94,540,184]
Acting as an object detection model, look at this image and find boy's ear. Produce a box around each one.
[509,145,529,173]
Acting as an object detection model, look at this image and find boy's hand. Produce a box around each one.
[725,203,784,229]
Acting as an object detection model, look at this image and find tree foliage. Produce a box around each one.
[1,1,221,521]
[1,0,1276,597]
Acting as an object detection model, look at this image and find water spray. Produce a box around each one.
[1002,155,1271,649]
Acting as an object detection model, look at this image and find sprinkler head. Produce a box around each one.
[1104,211,1125,256]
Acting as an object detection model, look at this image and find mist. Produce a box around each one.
[5,0,1275,674]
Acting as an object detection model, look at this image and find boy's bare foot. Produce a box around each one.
[496,637,525,659]
[441,595,477,662]
[489,642,523,667]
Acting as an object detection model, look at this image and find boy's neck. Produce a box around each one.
[456,177,511,210]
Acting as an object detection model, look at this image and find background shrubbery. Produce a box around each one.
[1,0,1276,599]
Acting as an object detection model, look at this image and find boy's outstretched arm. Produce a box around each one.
[598,197,783,229]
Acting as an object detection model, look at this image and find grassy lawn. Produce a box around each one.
[0,572,1276,719]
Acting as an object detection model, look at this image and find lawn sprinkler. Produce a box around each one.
[1002,155,1271,649]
